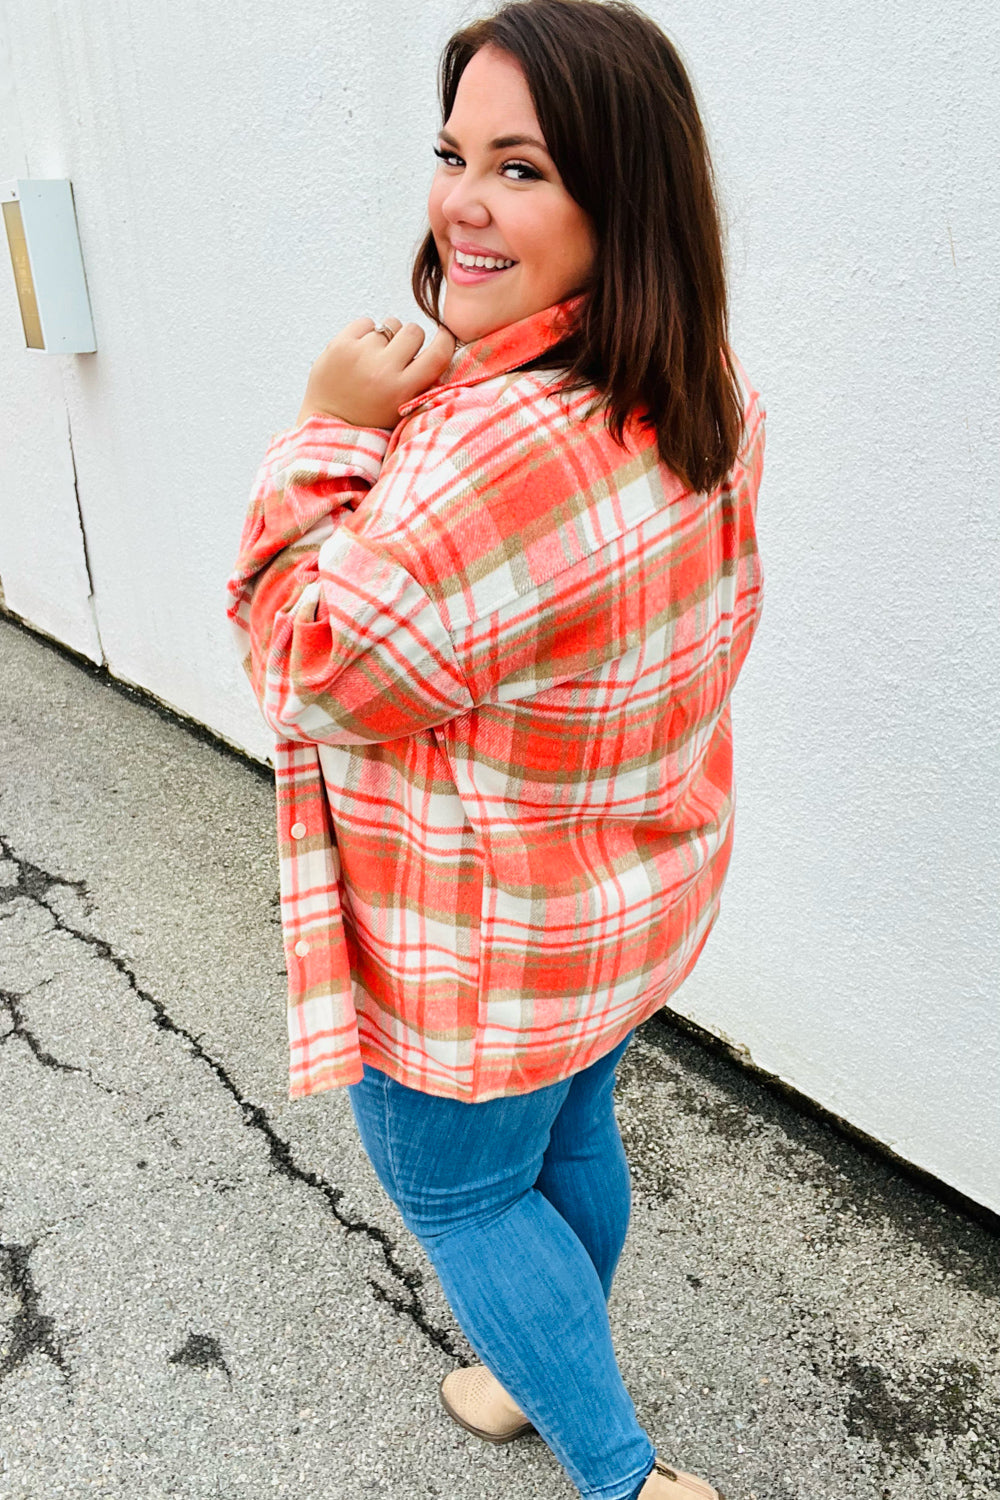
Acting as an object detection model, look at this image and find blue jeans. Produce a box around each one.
[347,1032,657,1500]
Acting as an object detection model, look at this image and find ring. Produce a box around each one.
[373,323,396,342]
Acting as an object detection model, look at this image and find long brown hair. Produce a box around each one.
[412,0,744,494]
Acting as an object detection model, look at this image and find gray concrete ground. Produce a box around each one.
[1,614,998,1500]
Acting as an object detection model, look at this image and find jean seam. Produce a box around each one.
[379,1072,402,1205]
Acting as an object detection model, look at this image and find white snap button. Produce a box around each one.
[290,822,307,839]
[294,939,310,957]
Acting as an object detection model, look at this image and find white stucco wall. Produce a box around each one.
[1,3,997,1208]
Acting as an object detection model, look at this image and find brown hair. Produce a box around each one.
[412,0,744,494]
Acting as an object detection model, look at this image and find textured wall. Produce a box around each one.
[1,2,997,1208]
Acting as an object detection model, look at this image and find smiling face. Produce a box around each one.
[427,45,597,344]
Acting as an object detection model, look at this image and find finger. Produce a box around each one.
[365,314,404,346]
[383,321,427,366]
[341,316,377,342]
[396,324,457,396]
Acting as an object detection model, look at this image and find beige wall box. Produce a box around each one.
[1,178,96,352]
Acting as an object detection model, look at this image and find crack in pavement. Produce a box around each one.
[0,832,462,1361]
[0,854,90,915]
[0,1233,71,1391]
[1,983,118,1094]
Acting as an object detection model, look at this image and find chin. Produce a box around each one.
[453,321,502,344]
[442,298,508,345]
[446,291,530,343]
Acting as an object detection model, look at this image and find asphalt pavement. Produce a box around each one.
[1,615,998,1500]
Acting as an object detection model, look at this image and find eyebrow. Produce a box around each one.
[439,127,549,153]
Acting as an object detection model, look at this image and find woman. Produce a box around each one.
[228,2,764,1496]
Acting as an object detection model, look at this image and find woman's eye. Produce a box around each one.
[501,160,542,182]
[432,145,541,181]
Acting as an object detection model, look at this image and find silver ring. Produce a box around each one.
[373,323,396,342]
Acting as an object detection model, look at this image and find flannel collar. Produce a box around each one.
[397,295,582,420]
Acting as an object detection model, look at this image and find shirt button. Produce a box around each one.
[294,939,310,957]
[290,822,307,839]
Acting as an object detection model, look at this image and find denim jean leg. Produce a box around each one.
[422,1189,657,1500]
[347,1045,656,1500]
[535,1031,633,1298]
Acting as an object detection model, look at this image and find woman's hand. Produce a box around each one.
[295,316,456,430]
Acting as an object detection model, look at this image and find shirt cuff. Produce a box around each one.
[263,414,394,488]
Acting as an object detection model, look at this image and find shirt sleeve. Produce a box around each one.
[226,412,475,745]
[227,413,388,608]
[227,378,764,746]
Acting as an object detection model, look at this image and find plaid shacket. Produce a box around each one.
[228,300,765,1102]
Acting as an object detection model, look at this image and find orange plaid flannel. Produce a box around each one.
[228,300,765,1101]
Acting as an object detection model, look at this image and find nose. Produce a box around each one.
[441,176,490,230]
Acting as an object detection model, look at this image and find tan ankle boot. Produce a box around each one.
[439,1370,725,1498]
[439,1362,536,1443]
[637,1457,726,1499]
